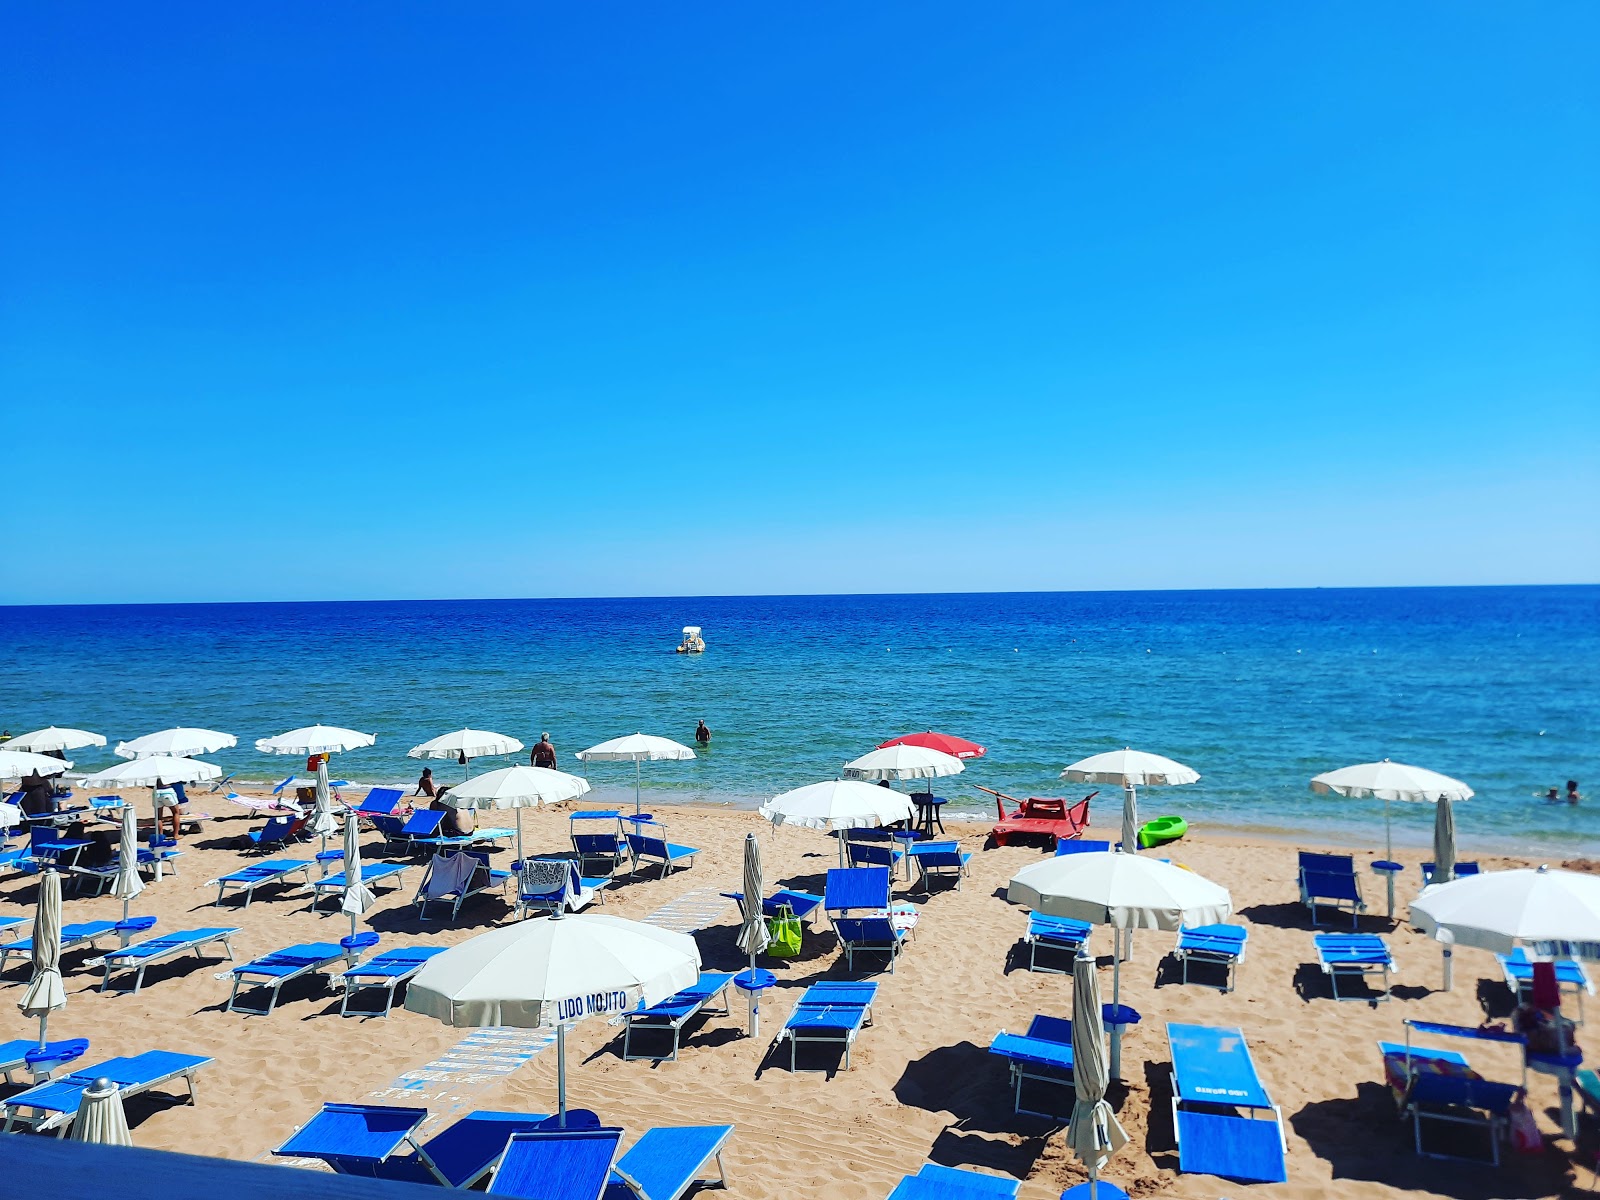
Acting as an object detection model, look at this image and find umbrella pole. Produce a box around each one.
[1110,948,1124,1081]
[635,759,642,819]
[749,950,759,1038]
[1385,797,1392,864]
[556,1023,567,1126]
[38,1013,48,1050]
[1442,945,1453,991]
[516,810,524,867]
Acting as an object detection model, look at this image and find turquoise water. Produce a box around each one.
[2,586,1596,854]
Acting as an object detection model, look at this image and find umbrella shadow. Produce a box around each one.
[1236,901,1318,930]
[1475,978,1517,1020]
[1290,1085,1573,1197]
[925,1128,1042,1182]
[893,1041,1062,1137]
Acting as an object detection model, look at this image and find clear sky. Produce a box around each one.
[3,4,1596,605]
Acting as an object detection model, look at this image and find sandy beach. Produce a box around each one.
[0,797,1591,1199]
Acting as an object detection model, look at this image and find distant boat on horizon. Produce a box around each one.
[676,625,705,654]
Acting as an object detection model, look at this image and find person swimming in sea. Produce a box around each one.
[695,719,711,747]
[1568,780,1582,805]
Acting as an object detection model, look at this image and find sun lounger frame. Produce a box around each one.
[622,972,734,1061]
[609,1123,734,1200]
[778,981,877,1073]
[625,832,700,878]
[309,861,413,911]
[1167,1022,1288,1184]
[339,947,445,1018]
[227,942,358,1016]
[833,915,911,974]
[1315,932,1396,1001]
[908,839,971,893]
[94,926,239,994]
[0,920,118,974]
[1024,912,1091,974]
[1,1049,211,1135]
[1298,851,1366,928]
[989,1014,1077,1118]
[207,858,315,907]
[1172,924,1248,993]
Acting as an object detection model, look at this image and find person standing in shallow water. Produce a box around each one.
[695,720,711,747]
[532,733,556,769]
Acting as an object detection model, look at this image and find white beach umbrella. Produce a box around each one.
[438,765,591,862]
[736,833,770,1038]
[1068,952,1127,1199]
[0,749,74,779]
[1061,748,1199,857]
[574,733,696,819]
[339,811,376,941]
[1310,759,1473,862]
[5,727,105,754]
[408,728,526,780]
[255,725,376,756]
[79,755,221,789]
[404,913,699,1124]
[114,727,236,760]
[111,804,145,927]
[760,779,916,865]
[1411,866,1600,978]
[19,868,66,1048]
[71,1078,131,1146]
[841,745,965,783]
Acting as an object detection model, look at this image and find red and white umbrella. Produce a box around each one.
[878,731,986,760]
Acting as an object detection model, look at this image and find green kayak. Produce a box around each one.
[1138,815,1187,849]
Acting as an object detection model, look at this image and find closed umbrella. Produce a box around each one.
[5,727,105,754]
[1432,797,1457,887]
[408,728,525,780]
[759,780,916,865]
[842,745,965,783]
[19,868,66,1048]
[310,757,340,851]
[111,803,145,928]
[735,833,770,1037]
[436,765,590,864]
[404,913,699,1124]
[1061,748,1199,857]
[71,1078,131,1146]
[1067,953,1128,1200]
[339,812,376,941]
[574,734,696,820]
[0,749,74,780]
[114,727,236,760]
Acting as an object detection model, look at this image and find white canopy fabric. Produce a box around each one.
[408,729,526,761]
[112,804,145,920]
[20,868,66,1044]
[1060,748,1201,788]
[1410,867,1600,957]
[5,728,105,754]
[405,913,700,1029]
[436,765,592,862]
[1068,952,1128,1164]
[1432,797,1457,885]
[115,727,236,760]
[70,1080,131,1146]
[255,725,376,755]
[759,780,916,831]
[0,749,73,779]
[575,733,697,763]
[79,756,220,789]
[841,745,965,782]
[339,811,375,937]
[1309,760,1474,803]
[310,758,339,841]
[1008,852,1232,929]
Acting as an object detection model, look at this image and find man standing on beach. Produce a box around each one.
[532,732,556,769]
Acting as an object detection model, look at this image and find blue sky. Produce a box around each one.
[3,4,1595,604]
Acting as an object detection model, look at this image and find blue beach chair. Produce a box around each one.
[611,1124,734,1200]
[380,808,446,854]
[207,858,314,907]
[1499,947,1593,1021]
[1381,1021,1526,1165]
[1421,860,1481,886]
[723,887,825,925]
[243,814,307,853]
[0,920,119,974]
[227,939,370,1016]
[570,810,630,876]
[0,1049,212,1135]
[1298,851,1366,927]
[1023,912,1092,974]
[94,926,239,994]
[778,980,877,1072]
[413,850,509,919]
[833,915,912,973]
[487,1125,624,1200]
[339,946,445,1017]
[908,839,971,892]
[989,1014,1077,1117]
[824,866,891,918]
[274,1102,553,1186]
[1167,1022,1288,1184]
[846,838,904,878]
[1172,924,1249,993]
[626,831,700,878]
[349,787,404,820]
[311,861,412,911]
[622,972,735,1061]
[887,1163,1021,1199]
[1315,933,1397,1001]
[1055,839,1113,856]
[516,858,608,918]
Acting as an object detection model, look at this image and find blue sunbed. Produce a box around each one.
[0,1049,212,1134]
[0,920,119,973]
[622,972,734,1060]
[244,814,305,852]
[274,1102,553,1186]
[0,915,28,941]
[487,1125,624,1200]
[626,831,700,878]
[1421,860,1481,886]
[1314,933,1396,1001]
[310,861,412,911]
[611,1124,734,1200]
[349,787,404,819]
[340,946,445,1017]
[228,940,364,1015]
[908,840,971,892]
[207,858,315,907]
[515,858,608,919]
[571,810,630,876]
[888,1163,1021,1199]
[989,1014,1077,1117]
[95,926,238,994]
[411,850,509,919]
[1499,947,1593,1022]
[379,808,445,853]
[824,866,891,916]
[779,981,877,1072]
[723,887,826,926]
[0,1037,88,1085]
[1056,839,1113,856]
[1024,912,1092,974]
[1298,851,1365,928]
[1382,1022,1527,1165]
[846,839,904,878]
[1172,924,1249,993]
[834,915,911,974]
[1167,1022,1287,1184]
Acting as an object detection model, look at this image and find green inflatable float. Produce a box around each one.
[1137,815,1187,849]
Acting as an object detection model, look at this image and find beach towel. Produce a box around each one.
[424,852,478,900]
[519,859,573,897]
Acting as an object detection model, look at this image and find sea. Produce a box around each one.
[3,586,1596,856]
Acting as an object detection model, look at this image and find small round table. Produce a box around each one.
[911,794,947,835]
[734,968,777,1039]
[1370,860,1403,919]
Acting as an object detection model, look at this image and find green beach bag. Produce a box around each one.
[766,904,802,958]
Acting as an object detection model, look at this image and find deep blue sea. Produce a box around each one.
[2,587,1596,855]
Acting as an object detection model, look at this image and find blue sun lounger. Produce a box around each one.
[244,814,306,853]
[1298,851,1366,928]
[0,920,119,974]
[1167,1022,1287,1184]
[622,971,735,1061]
[340,946,445,1017]
[611,1124,734,1200]
[779,980,877,1072]
[0,915,26,940]
[208,858,315,907]
[1499,947,1593,1021]
[414,850,510,919]
[515,860,609,918]
[571,811,630,876]
[908,840,971,892]
[825,866,892,918]
[348,787,404,820]
[723,887,826,926]
[0,1037,88,1084]
[989,1014,1077,1117]
[626,831,700,878]
[887,1163,1021,1199]
[94,926,239,994]
[375,808,446,854]
[274,1102,554,1186]
[1421,860,1481,886]
[1173,924,1249,993]
[1056,839,1113,856]
[1382,1022,1528,1165]
[834,915,912,973]
[310,861,412,911]
[0,1049,212,1134]
[227,940,368,1015]
[1315,933,1396,1001]
[487,1125,625,1200]
[1024,912,1092,974]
